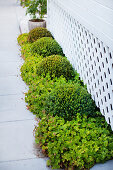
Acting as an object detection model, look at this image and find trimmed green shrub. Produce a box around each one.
[21,43,33,59]
[45,83,97,120]
[25,75,67,117]
[21,56,43,84]
[36,55,75,80]
[17,33,28,46]
[30,37,64,57]
[35,114,113,169]
[28,27,53,43]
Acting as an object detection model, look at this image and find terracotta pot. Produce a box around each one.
[28,19,46,31]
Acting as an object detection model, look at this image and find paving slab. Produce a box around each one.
[0,44,20,60]
[0,94,29,112]
[0,51,22,62]
[91,160,113,170]
[0,108,35,123]
[0,158,49,170]
[0,76,28,95]
[0,61,21,77]
[0,120,37,162]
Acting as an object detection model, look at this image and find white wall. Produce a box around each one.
[48,0,113,50]
[47,0,113,129]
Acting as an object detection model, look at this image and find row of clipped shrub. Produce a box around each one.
[17,27,113,169]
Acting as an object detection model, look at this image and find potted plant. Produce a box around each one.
[22,0,47,31]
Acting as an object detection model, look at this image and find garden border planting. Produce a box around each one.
[17,27,113,170]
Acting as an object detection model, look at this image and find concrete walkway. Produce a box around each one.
[0,0,49,169]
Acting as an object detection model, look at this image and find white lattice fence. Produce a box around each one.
[47,0,113,129]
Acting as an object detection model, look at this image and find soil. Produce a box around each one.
[29,19,45,22]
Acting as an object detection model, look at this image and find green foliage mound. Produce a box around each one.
[35,114,113,169]
[17,33,28,46]
[21,56,43,84]
[36,55,75,80]
[45,83,96,120]
[28,27,53,43]
[30,37,64,57]
[25,75,67,117]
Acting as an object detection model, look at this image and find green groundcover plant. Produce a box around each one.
[35,114,113,169]
[21,56,43,84]
[17,33,28,46]
[30,37,64,57]
[44,82,97,120]
[28,27,53,43]
[36,55,76,80]
[21,43,33,59]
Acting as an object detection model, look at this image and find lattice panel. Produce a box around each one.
[47,0,113,129]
